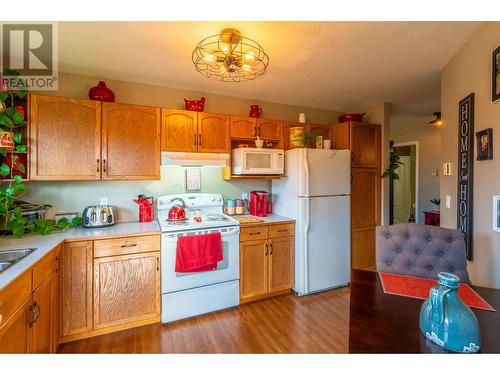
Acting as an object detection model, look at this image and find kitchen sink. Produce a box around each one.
[0,248,36,275]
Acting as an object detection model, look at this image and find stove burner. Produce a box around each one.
[206,214,228,221]
[166,218,189,225]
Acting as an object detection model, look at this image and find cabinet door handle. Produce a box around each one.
[96,159,100,173]
[277,229,287,233]
[194,133,197,146]
[351,152,354,161]
[156,257,160,271]
[0,314,3,325]
[120,243,138,248]
[103,159,107,173]
[249,232,261,236]
[29,302,40,327]
[198,134,201,147]
[265,243,268,256]
[269,242,273,255]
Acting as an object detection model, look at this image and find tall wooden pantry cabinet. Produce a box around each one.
[332,121,382,270]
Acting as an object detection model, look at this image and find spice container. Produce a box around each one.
[235,199,244,215]
[226,199,236,215]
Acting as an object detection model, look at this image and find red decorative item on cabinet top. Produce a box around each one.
[89,81,115,102]
[249,105,263,118]
[184,97,205,112]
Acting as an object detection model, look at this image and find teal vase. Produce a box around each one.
[419,272,480,353]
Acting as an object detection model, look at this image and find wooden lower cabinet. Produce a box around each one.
[93,252,160,330]
[351,227,376,270]
[60,235,161,343]
[61,241,93,339]
[240,223,295,304]
[0,298,31,353]
[0,248,58,354]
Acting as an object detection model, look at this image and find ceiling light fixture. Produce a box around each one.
[428,112,442,126]
[192,28,269,82]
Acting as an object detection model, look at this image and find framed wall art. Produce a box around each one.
[476,128,493,161]
[493,45,500,103]
[493,196,500,233]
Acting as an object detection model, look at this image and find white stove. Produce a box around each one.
[157,193,240,323]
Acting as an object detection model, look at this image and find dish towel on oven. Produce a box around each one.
[175,232,223,273]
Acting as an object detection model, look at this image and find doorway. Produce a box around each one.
[389,142,419,225]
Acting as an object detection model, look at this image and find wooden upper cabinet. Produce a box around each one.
[257,119,281,141]
[61,241,93,338]
[102,102,160,180]
[351,168,381,228]
[161,109,198,152]
[350,123,381,168]
[281,121,304,150]
[197,112,230,153]
[268,237,294,293]
[309,124,331,142]
[29,94,101,180]
[93,252,160,330]
[331,122,350,150]
[230,116,256,139]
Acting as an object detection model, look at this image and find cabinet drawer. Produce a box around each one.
[94,235,161,258]
[240,226,268,242]
[0,271,32,327]
[32,249,55,290]
[269,223,295,238]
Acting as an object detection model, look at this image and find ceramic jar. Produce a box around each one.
[419,272,481,353]
[89,81,115,102]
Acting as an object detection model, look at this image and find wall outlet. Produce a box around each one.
[443,162,452,176]
[431,169,438,177]
[445,195,451,209]
[100,197,109,205]
[185,167,201,191]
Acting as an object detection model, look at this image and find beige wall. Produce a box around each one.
[441,22,500,288]
[24,72,341,220]
[390,114,441,224]
[347,102,392,225]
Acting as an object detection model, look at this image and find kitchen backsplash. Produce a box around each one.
[22,167,271,221]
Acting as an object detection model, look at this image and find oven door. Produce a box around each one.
[161,226,240,294]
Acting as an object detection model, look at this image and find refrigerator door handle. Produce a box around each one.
[304,198,311,294]
[304,149,310,197]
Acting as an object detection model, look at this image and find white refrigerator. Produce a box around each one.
[272,148,351,296]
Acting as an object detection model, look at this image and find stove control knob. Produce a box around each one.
[217,197,222,202]
[211,197,215,201]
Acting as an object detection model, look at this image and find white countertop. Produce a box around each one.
[0,221,160,290]
[237,214,295,226]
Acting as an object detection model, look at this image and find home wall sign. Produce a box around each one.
[457,93,474,261]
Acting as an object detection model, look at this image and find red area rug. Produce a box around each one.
[379,272,495,312]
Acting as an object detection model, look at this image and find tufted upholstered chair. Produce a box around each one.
[376,223,470,283]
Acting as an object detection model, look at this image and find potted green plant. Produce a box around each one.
[0,69,79,237]
[290,129,315,148]
[381,152,403,180]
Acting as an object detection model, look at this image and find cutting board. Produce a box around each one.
[233,216,265,224]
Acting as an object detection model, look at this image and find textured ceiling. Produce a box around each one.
[58,21,482,114]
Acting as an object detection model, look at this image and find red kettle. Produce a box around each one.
[167,198,187,221]
[249,105,263,118]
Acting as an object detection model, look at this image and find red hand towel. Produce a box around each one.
[175,232,223,273]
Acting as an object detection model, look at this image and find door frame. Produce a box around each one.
[391,141,419,224]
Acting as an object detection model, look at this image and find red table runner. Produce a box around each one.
[379,272,495,312]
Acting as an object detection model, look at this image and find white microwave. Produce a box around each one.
[231,148,284,175]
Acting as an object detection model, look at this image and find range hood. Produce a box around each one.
[161,151,229,167]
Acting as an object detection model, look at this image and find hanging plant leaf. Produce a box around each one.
[13,175,23,184]
[0,163,10,176]
[12,112,24,125]
[0,147,7,156]
[17,89,27,99]
[15,144,26,153]
[0,92,9,101]
[0,114,14,128]
[14,183,26,194]
[17,164,26,173]
[5,186,15,196]
[13,133,22,144]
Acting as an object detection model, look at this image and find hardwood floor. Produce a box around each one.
[58,287,349,353]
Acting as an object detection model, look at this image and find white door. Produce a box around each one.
[296,195,350,295]
[297,149,351,197]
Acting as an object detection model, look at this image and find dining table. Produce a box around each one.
[348,269,500,353]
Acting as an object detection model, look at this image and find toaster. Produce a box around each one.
[82,205,117,228]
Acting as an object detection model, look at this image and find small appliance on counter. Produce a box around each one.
[249,190,269,217]
[231,148,284,175]
[0,200,52,234]
[133,195,154,223]
[82,205,117,228]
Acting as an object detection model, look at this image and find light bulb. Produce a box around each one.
[244,52,255,60]
[203,54,215,62]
